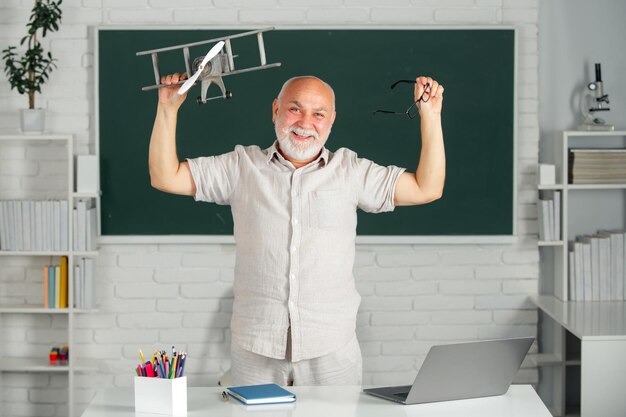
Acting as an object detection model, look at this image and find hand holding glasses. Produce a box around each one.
[373,79,431,119]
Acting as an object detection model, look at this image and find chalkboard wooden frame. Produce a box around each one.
[96,26,518,244]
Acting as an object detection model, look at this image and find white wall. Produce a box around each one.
[0,1,541,416]
[539,0,626,137]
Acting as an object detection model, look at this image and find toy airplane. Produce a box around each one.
[136,27,281,104]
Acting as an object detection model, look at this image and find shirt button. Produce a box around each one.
[294,219,299,224]
[291,274,296,279]
[291,246,297,252]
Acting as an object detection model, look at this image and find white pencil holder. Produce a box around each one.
[134,376,187,416]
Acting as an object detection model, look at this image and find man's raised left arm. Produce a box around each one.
[394,76,446,206]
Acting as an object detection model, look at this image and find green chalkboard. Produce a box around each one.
[98,28,515,236]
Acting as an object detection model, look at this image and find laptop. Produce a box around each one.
[363,336,534,405]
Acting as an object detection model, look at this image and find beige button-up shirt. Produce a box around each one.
[187,141,404,361]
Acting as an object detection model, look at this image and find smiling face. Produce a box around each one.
[272,76,337,167]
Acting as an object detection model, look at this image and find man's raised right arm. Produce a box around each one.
[149,72,196,196]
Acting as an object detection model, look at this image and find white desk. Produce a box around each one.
[81,385,551,417]
[534,296,626,416]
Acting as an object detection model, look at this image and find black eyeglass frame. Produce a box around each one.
[373,80,431,119]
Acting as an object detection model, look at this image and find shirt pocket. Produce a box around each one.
[309,189,350,230]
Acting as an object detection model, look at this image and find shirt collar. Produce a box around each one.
[266,140,329,167]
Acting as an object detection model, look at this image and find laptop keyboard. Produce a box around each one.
[392,391,409,400]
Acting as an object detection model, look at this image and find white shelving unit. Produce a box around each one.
[0,134,99,417]
[535,131,626,417]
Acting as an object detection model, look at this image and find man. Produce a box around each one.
[149,74,445,386]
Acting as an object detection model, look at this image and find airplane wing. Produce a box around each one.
[135,27,276,56]
[137,27,281,96]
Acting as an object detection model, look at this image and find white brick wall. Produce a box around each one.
[0,1,540,416]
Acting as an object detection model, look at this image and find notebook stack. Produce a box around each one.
[569,148,626,184]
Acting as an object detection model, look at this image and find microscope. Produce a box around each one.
[578,63,614,131]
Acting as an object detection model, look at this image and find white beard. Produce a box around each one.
[275,125,326,161]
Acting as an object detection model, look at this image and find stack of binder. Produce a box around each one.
[73,199,97,251]
[538,192,560,241]
[74,257,95,309]
[568,230,626,301]
[0,200,69,251]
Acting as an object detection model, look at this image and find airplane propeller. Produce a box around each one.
[177,40,225,95]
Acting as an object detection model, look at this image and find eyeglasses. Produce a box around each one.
[373,80,431,119]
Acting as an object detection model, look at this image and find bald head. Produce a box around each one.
[272,75,337,167]
[277,76,336,111]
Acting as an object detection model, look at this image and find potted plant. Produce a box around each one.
[2,0,63,133]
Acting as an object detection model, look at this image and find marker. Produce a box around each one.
[178,353,186,377]
[145,362,155,377]
[170,354,178,379]
[139,349,145,363]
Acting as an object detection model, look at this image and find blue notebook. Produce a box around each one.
[226,383,296,405]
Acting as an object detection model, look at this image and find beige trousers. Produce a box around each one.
[230,332,362,386]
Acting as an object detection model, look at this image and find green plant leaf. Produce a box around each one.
[3,0,63,106]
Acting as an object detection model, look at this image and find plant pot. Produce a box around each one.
[20,108,46,133]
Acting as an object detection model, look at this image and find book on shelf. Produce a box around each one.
[54,265,61,308]
[74,265,81,309]
[568,241,585,301]
[53,201,60,251]
[0,202,6,250]
[15,201,23,250]
[48,265,55,308]
[597,235,610,301]
[538,192,560,241]
[554,191,561,240]
[547,199,554,241]
[60,201,68,252]
[581,240,592,301]
[0,200,69,251]
[599,230,625,300]
[74,257,94,309]
[73,199,97,251]
[60,256,68,308]
[569,148,626,184]
[43,256,69,309]
[75,200,86,251]
[569,230,626,301]
[568,249,577,301]
[86,207,97,251]
[22,201,31,252]
[43,266,49,309]
[35,201,42,251]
